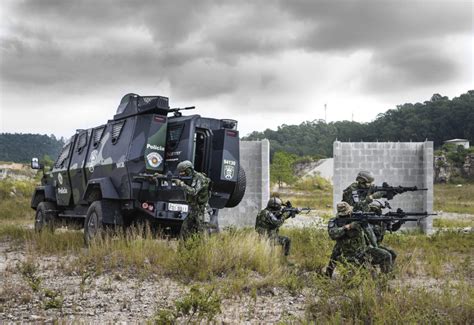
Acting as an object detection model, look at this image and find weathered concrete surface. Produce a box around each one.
[333,141,434,234]
[219,140,270,228]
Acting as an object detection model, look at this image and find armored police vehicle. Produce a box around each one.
[31,94,246,242]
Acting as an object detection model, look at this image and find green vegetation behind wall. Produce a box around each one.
[244,91,474,157]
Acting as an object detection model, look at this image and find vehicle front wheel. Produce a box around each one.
[35,201,57,232]
[84,201,104,245]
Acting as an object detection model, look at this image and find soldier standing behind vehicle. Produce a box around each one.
[174,160,211,239]
[327,202,393,274]
[255,197,292,256]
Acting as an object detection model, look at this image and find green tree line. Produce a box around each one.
[244,91,474,157]
[0,133,64,163]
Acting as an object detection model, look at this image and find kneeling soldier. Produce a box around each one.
[255,197,292,256]
[327,202,393,274]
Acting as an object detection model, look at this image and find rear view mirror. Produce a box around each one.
[31,157,42,170]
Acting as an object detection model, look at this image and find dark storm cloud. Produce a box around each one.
[279,0,472,51]
[361,43,459,93]
[17,0,211,45]
[0,0,471,101]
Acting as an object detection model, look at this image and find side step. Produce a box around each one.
[58,214,86,218]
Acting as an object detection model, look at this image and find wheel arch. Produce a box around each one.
[31,186,56,209]
[83,177,119,203]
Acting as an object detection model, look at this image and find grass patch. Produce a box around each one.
[74,229,285,287]
[0,197,34,221]
[434,183,474,214]
[384,231,474,278]
[75,229,176,276]
[173,230,283,281]
[433,218,474,228]
[152,285,221,324]
[280,228,333,273]
[276,176,333,211]
[0,225,84,254]
[307,271,474,323]
[0,179,36,221]
[293,175,332,192]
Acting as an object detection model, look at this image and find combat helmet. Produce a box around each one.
[336,202,353,217]
[356,170,374,183]
[267,197,282,210]
[177,160,194,176]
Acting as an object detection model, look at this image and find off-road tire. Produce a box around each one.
[84,201,105,245]
[35,201,57,232]
[225,166,246,208]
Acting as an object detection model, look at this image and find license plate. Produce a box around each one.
[168,203,188,213]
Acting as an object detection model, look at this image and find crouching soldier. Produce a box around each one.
[327,202,393,275]
[255,197,292,256]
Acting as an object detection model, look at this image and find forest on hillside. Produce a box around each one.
[0,133,64,163]
[244,91,474,157]
[1,91,473,163]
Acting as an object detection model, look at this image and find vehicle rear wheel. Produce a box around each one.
[35,201,57,232]
[225,166,246,208]
[84,201,104,245]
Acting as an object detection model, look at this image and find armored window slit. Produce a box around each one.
[54,143,71,168]
[93,126,105,148]
[166,124,184,150]
[111,120,126,144]
[77,133,88,153]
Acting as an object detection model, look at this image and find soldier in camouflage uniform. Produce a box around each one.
[368,203,401,264]
[174,160,211,239]
[342,170,386,212]
[325,171,386,277]
[255,197,292,256]
[327,202,393,274]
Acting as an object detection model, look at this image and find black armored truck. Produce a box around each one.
[31,94,246,242]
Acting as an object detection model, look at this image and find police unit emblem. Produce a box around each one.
[147,152,163,168]
[224,165,235,180]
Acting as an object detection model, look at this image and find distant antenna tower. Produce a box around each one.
[352,111,354,122]
[324,103,327,123]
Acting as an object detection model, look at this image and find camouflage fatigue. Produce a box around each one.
[179,171,210,238]
[342,182,385,212]
[255,209,291,256]
[325,243,341,278]
[371,222,401,263]
[326,213,380,277]
[328,218,393,273]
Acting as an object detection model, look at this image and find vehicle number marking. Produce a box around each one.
[168,203,188,213]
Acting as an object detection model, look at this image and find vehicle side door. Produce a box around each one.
[52,135,77,206]
[69,129,92,205]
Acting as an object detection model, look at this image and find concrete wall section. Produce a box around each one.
[219,140,270,228]
[422,142,434,234]
[333,141,434,234]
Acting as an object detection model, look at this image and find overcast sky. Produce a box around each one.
[1,0,472,138]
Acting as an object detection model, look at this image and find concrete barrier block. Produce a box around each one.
[333,141,434,234]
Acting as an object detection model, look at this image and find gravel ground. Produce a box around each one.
[0,242,307,323]
[2,211,472,323]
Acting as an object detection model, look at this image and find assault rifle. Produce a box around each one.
[281,201,312,218]
[133,171,192,189]
[334,209,436,227]
[359,182,428,200]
